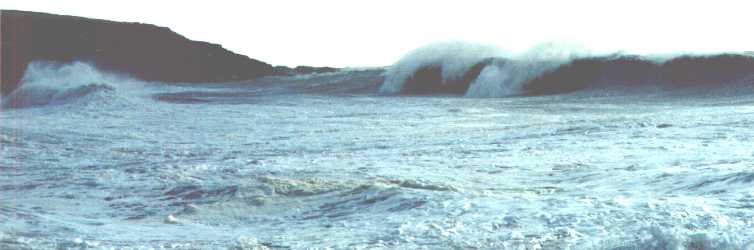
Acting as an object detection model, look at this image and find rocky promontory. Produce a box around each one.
[1,10,290,95]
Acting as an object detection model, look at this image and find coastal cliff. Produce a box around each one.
[1,10,279,95]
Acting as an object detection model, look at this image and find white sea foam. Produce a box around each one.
[380,42,592,97]
[379,41,502,95]
[380,42,754,97]
[1,61,144,109]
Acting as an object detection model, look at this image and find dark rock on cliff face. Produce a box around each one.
[1,10,278,95]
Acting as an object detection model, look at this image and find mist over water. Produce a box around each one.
[2,42,754,249]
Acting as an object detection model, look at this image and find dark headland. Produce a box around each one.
[1,10,338,96]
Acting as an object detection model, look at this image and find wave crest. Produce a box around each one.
[379,42,501,95]
[381,43,754,97]
[1,61,134,109]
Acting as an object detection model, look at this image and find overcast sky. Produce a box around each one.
[3,0,753,67]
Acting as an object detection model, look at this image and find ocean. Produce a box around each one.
[2,46,754,249]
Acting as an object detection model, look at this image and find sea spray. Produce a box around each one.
[1,61,144,109]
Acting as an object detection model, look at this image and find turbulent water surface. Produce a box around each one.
[2,52,754,249]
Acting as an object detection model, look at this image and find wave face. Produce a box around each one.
[1,61,140,109]
[381,43,754,97]
[524,54,754,95]
[379,42,501,95]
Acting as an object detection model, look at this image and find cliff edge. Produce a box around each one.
[1,10,278,95]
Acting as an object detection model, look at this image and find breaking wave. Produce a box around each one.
[380,42,754,97]
[1,61,143,109]
[379,42,502,95]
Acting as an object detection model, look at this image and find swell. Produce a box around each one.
[394,59,491,95]
[152,69,385,104]
[379,42,502,95]
[380,43,754,97]
[524,54,754,95]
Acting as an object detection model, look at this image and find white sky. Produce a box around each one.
[3,0,753,67]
